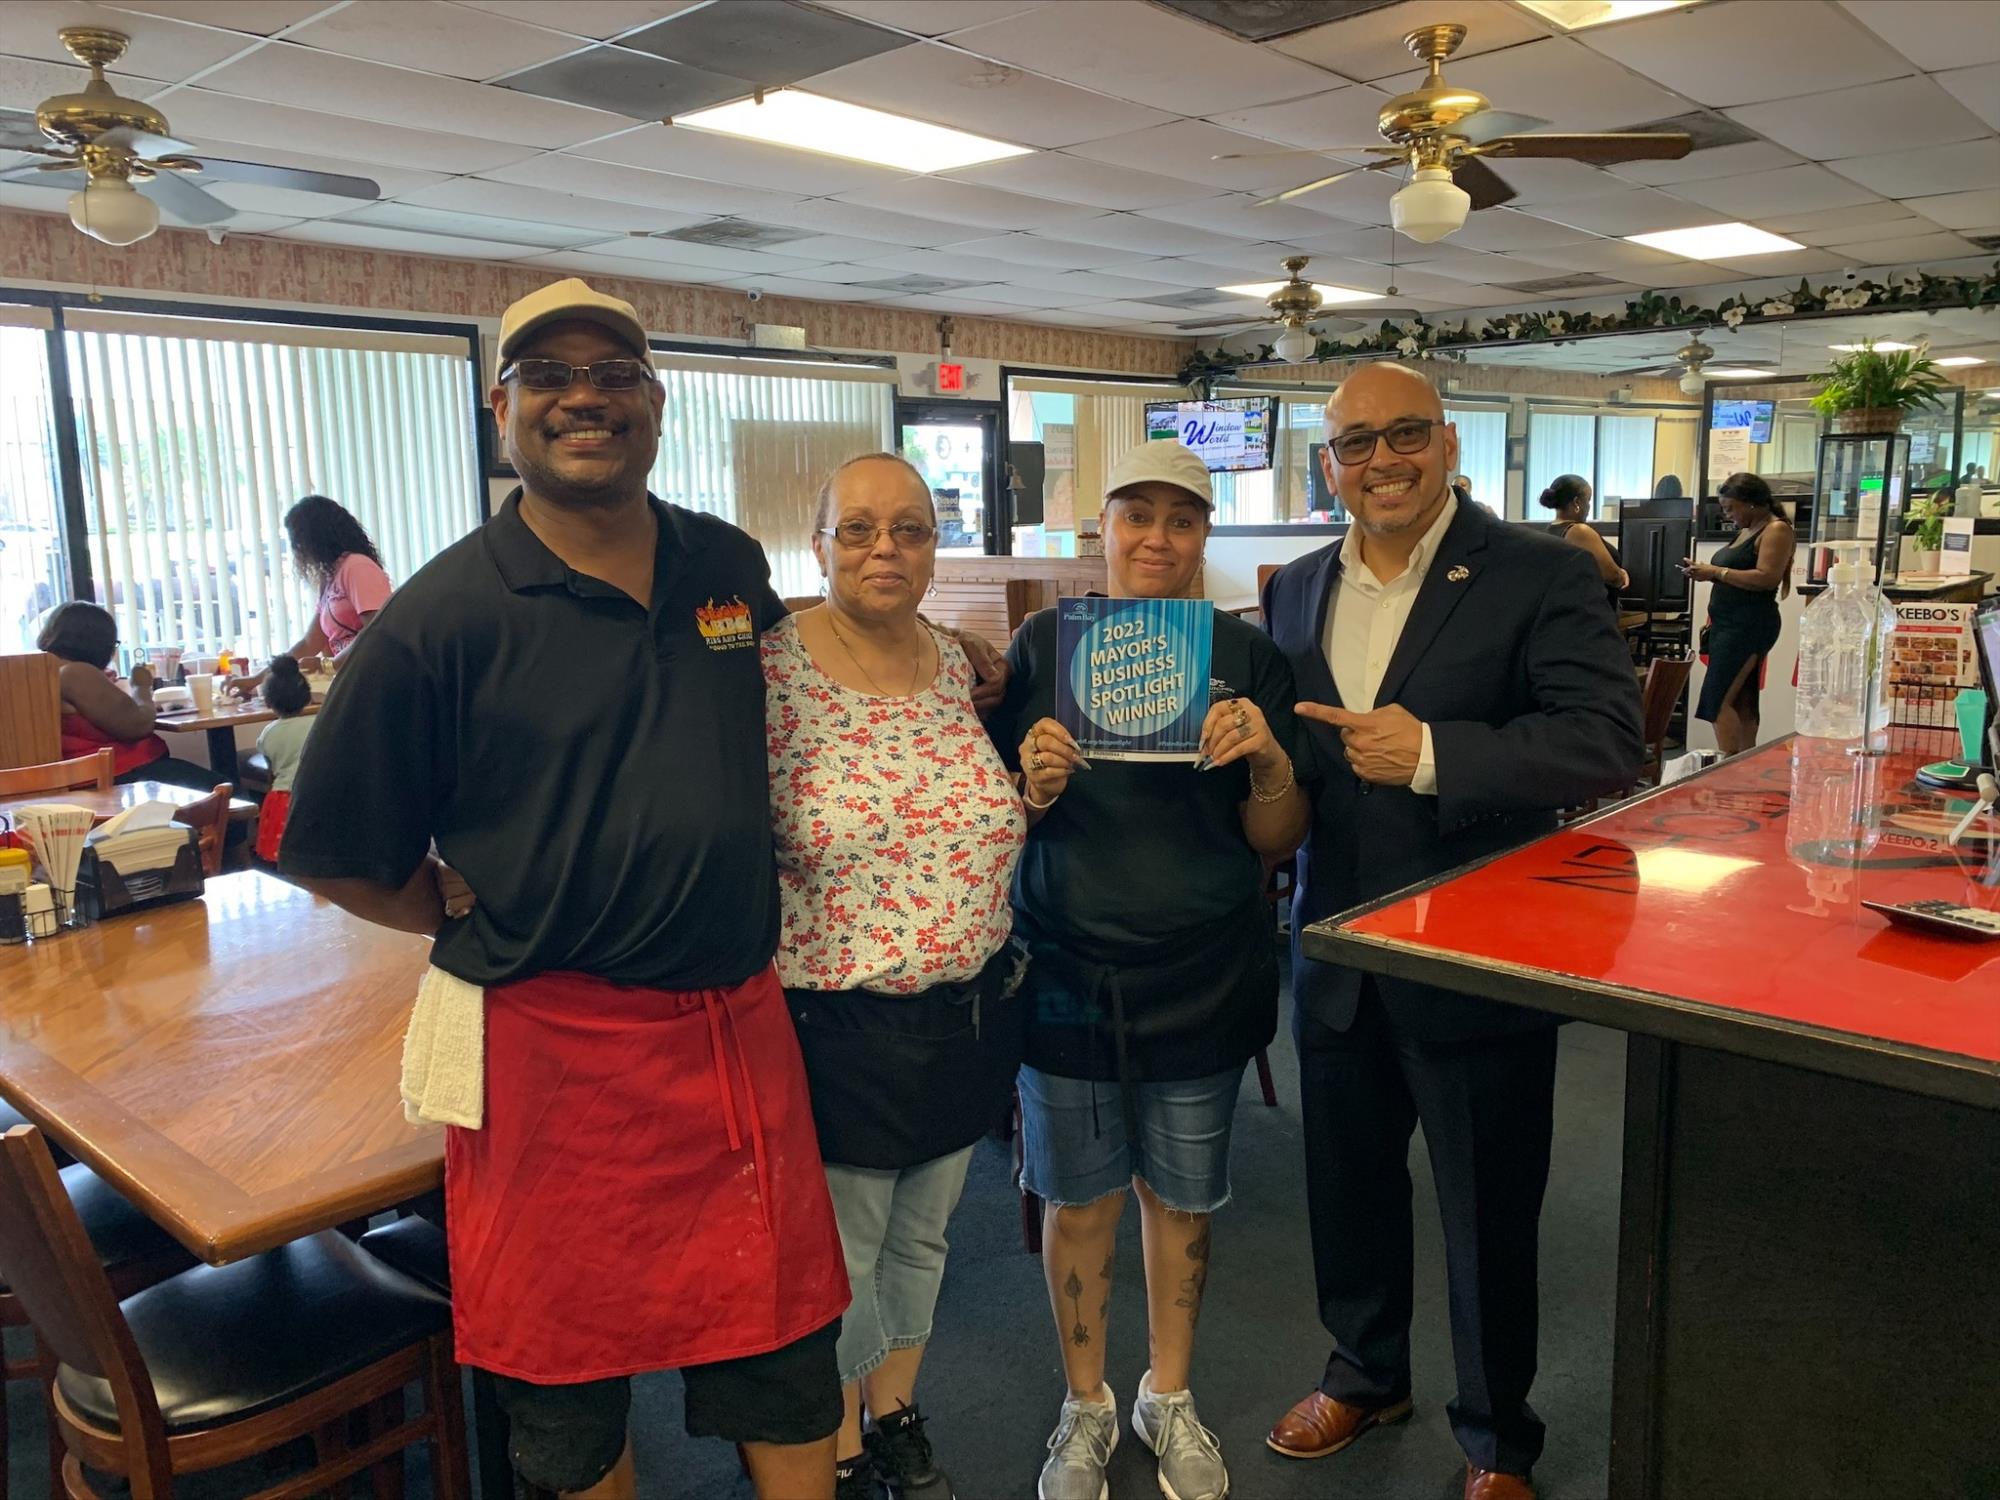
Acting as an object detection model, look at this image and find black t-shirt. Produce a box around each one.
[279,492,785,990]
[988,605,1306,957]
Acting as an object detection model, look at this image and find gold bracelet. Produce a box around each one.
[1250,761,1295,803]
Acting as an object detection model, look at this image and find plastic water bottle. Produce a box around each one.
[1796,540,1892,740]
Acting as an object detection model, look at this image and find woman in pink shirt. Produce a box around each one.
[227,495,393,694]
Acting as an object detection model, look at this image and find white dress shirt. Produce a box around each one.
[1320,493,1458,796]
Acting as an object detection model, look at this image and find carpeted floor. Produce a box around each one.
[5,991,1624,1500]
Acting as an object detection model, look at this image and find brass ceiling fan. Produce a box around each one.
[1216,23,1692,244]
[0,26,380,245]
[1613,334,1718,393]
[1170,257,1420,350]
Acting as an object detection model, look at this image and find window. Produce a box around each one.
[1210,394,1341,524]
[63,309,481,657]
[0,308,68,653]
[1527,410,1596,517]
[1444,404,1506,518]
[647,354,894,599]
[1006,375,1182,550]
[1597,414,1657,508]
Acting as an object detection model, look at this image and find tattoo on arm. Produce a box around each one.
[1173,1224,1212,1325]
[1064,1269,1090,1348]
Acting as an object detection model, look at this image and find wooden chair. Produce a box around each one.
[0,653,62,771]
[0,748,114,799]
[168,784,233,878]
[0,1123,471,1500]
[1636,655,1695,788]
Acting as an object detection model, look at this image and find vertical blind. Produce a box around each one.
[0,318,68,653]
[1527,411,1596,516]
[62,312,480,657]
[1598,414,1658,505]
[1444,405,1507,518]
[647,356,893,600]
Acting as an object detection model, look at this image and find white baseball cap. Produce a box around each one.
[497,278,654,378]
[1105,439,1214,509]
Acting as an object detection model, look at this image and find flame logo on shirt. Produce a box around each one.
[696,596,754,649]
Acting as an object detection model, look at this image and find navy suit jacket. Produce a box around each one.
[1266,501,1644,1044]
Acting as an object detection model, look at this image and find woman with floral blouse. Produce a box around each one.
[763,452,1027,1500]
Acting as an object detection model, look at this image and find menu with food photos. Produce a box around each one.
[1055,597,1214,761]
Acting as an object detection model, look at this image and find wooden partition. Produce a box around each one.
[0,652,62,770]
[930,556,1109,641]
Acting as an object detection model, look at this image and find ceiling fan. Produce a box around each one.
[1613,334,1716,393]
[1216,23,1692,245]
[1176,257,1419,355]
[0,26,380,246]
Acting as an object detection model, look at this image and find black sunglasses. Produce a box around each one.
[1329,417,1439,466]
[500,357,654,392]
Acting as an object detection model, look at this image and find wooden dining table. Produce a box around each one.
[152,694,321,781]
[0,779,259,829]
[0,869,439,1265]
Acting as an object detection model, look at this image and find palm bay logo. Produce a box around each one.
[695,596,754,650]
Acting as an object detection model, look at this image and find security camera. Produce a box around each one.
[1843,267,1859,281]
[745,288,764,303]
[206,228,227,246]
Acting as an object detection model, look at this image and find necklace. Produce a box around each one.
[824,611,924,697]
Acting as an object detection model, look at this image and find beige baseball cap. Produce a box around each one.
[1105,439,1214,509]
[496,278,653,377]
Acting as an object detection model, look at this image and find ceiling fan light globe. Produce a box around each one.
[68,175,157,245]
[1273,325,1317,363]
[1391,168,1470,244]
[1679,368,1705,395]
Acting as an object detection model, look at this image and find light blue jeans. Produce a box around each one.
[823,1146,976,1386]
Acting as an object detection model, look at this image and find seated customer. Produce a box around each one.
[36,602,214,790]
[252,655,315,863]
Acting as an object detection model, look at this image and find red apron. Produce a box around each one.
[445,965,849,1383]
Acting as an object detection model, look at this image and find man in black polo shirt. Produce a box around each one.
[281,279,849,1500]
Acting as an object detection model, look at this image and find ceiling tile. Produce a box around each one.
[496,44,749,119]
[617,1,908,87]
[1762,198,1926,234]
[1515,236,1728,285]
[1279,162,1403,225]
[522,246,744,282]
[1430,206,1602,253]
[1208,85,1397,150]
[1478,157,1635,206]
[159,88,540,173]
[1375,37,1691,132]
[1791,214,1934,247]
[1901,187,2000,230]
[176,138,449,198]
[393,176,701,234]
[753,197,983,245]
[800,40,1171,150]
[1065,119,1327,194]
[850,248,1040,281]
[572,122,915,195]
[1935,61,2000,131]
[1055,211,1252,256]
[1134,192,1340,240]
[107,2,330,32]
[806,2,1046,35]
[333,200,612,248]
[1839,1,2000,71]
[1607,141,1803,188]
[488,153,807,217]
[275,220,550,259]
[1581,0,1907,109]
[1826,138,2000,200]
[447,1,704,40]
[1517,187,1707,237]
[4,1,257,82]
[1823,230,1985,265]
[1391,243,1524,284]
[746,232,908,262]
[831,176,1100,230]
[944,151,1217,211]
[283,1,584,81]
[1727,76,1990,159]
[1705,248,1853,278]
[1268,0,1551,85]
[1670,164,1884,218]
[937,232,1138,268]
[188,41,633,149]
[945,282,1098,308]
[1278,221,1401,259]
[0,54,168,117]
[705,273,903,301]
[944,0,1338,115]
[1002,267,1202,301]
[1084,256,1256,288]
[561,232,824,274]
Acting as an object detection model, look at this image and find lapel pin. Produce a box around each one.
[1447,564,1470,582]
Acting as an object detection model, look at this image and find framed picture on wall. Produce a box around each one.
[479,407,516,480]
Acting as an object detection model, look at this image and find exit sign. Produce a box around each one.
[936,362,965,393]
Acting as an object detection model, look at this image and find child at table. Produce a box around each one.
[253,656,316,864]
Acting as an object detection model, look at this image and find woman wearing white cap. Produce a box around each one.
[988,440,1311,1500]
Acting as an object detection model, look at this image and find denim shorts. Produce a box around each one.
[1017,1063,1247,1214]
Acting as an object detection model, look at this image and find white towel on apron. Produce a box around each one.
[400,965,485,1128]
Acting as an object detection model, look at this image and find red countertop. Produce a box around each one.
[1335,733,2000,1069]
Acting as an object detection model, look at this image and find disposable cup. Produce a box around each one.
[189,674,215,714]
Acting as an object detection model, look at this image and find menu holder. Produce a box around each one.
[77,830,205,921]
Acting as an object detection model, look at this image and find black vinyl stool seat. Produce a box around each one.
[7,1164,188,1284]
[357,1215,450,1296]
[0,1102,70,1168]
[57,1231,449,1433]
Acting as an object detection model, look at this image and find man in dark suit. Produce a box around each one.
[1261,363,1641,1500]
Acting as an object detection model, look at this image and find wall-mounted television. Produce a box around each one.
[1143,397,1276,473]
[1711,397,1775,444]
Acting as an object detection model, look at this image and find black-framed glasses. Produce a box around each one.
[500,357,654,392]
[1329,417,1439,466]
[819,520,937,550]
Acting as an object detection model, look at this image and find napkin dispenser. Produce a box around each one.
[76,827,204,920]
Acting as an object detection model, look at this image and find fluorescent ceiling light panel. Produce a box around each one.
[1933,356,1985,367]
[1624,222,1804,259]
[1515,0,1698,30]
[1828,340,1916,351]
[673,90,1030,173]
[1705,367,1776,378]
[1217,281,1378,305]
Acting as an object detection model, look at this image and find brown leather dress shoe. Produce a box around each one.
[1265,1390,1414,1459]
[1464,1462,1537,1500]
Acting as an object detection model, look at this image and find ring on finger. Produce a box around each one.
[1031,754,1045,771]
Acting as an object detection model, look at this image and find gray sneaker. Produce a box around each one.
[1038,1386,1119,1500]
[1132,1372,1228,1500]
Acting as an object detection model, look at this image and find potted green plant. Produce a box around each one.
[1809,340,1952,434]
[1902,493,1949,574]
